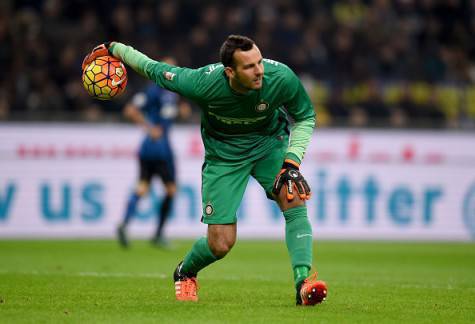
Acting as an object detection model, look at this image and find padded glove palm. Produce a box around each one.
[82,42,113,70]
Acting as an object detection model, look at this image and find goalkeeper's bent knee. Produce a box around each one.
[277,191,305,212]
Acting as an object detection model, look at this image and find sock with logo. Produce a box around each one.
[181,236,218,276]
[122,193,140,226]
[283,206,313,288]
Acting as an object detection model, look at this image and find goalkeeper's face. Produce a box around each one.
[227,45,264,92]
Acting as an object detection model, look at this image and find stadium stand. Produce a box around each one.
[0,0,474,128]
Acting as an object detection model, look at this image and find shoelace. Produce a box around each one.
[304,272,319,284]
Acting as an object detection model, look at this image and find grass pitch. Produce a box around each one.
[0,239,474,323]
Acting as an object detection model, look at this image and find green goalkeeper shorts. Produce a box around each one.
[201,134,288,224]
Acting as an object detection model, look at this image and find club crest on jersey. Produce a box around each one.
[255,101,269,112]
[204,203,214,216]
[163,71,176,81]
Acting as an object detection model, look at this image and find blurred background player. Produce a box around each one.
[117,57,191,248]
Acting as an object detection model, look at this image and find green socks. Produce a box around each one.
[180,206,312,288]
[283,206,313,288]
[294,266,309,287]
[181,236,218,275]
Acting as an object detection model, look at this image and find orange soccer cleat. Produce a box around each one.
[296,272,327,306]
[173,262,199,302]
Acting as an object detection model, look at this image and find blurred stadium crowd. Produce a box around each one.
[0,0,474,128]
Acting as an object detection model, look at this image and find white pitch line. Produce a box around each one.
[329,280,475,291]
[0,270,167,279]
[0,270,273,282]
[78,272,168,279]
[1,270,474,291]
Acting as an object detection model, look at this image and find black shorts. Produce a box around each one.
[139,158,175,184]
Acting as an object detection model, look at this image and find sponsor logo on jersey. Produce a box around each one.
[255,101,269,112]
[208,111,267,125]
[204,203,214,216]
[163,71,176,81]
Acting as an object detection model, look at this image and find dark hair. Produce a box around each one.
[220,35,255,68]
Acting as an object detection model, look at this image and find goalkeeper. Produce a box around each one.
[83,35,327,306]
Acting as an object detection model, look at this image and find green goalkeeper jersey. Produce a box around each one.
[111,43,316,164]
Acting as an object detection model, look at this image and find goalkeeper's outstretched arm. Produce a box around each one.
[82,42,201,99]
[110,42,200,99]
[109,42,153,79]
